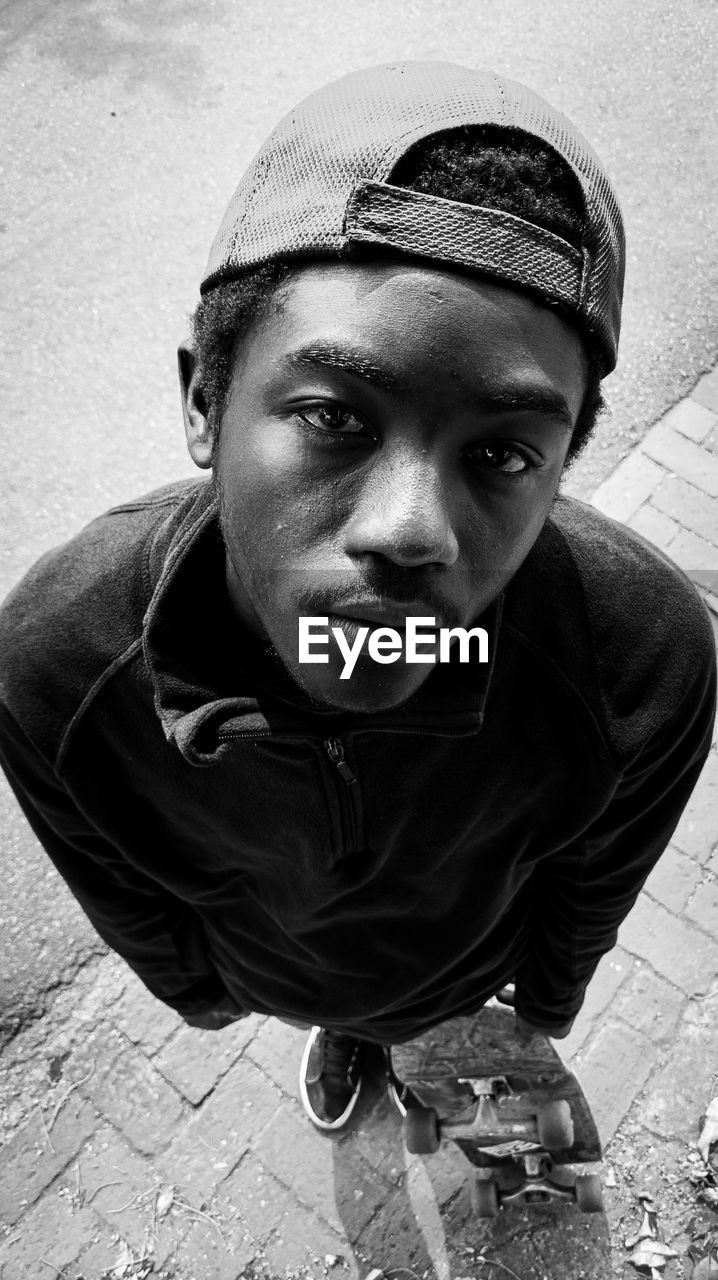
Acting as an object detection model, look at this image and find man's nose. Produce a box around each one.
[343,448,460,567]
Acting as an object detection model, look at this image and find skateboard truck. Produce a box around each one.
[471,1154,604,1216]
[403,1074,603,1216]
[406,1073,576,1152]
[392,1005,604,1217]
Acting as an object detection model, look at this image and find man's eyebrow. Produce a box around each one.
[283,340,575,427]
[475,386,575,429]
[283,341,401,391]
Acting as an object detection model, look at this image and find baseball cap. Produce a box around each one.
[202,61,625,373]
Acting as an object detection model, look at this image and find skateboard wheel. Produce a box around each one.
[575,1173,604,1213]
[471,1176,500,1217]
[404,1106,441,1154]
[536,1099,574,1150]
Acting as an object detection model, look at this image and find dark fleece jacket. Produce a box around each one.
[0,479,714,1043]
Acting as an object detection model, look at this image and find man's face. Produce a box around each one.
[203,260,587,712]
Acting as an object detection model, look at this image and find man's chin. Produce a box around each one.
[289,665,427,714]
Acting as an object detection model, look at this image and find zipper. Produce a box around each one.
[218,723,480,743]
[324,737,362,855]
[217,728,272,742]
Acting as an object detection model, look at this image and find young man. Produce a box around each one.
[0,63,715,1134]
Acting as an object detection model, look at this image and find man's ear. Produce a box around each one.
[178,339,214,470]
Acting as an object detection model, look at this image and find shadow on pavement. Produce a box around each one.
[0,0,229,102]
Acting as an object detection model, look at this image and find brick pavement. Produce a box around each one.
[1,370,717,1280]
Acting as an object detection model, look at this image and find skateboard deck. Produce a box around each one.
[390,1001,603,1218]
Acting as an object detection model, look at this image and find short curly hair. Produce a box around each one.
[191,126,605,462]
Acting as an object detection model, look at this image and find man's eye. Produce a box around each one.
[298,406,368,436]
[467,443,534,474]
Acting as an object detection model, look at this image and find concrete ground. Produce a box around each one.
[1,369,716,1280]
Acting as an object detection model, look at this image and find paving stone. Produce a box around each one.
[680,562,718,595]
[650,474,718,546]
[75,1219,182,1278]
[589,451,666,522]
[154,1013,262,1105]
[0,1185,98,1279]
[693,372,718,414]
[607,962,684,1044]
[402,1137,466,1213]
[618,893,715,994]
[685,873,718,938]
[219,1151,297,1242]
[636,1000,718,1143]
[627,502,681,551]
[220,1152,355,1276]
[133,1210,183,1272]
[663,398,717,442]
[664,527,718,597]
[263,1216,360,1279]
[0,967,130,1148]
[44,1016,126,1090]
[73,1234,127,1279]
[73,1123,164,1252]
[79,1028,187,1156]
[673,749,718,862]
[52,953,128,1037]
[244,1016,308,1099]
[157,1057,286,1206]
[605,1126,694,1240]
[345,1088,407,1189]
[642,843,703,913]
[704,591,718,629]
[706,426,718,456]
[569,1022,655,1145]
[170,1213,256,1280]
[564,947,635,1059]
[357,1182,441,1278]
[641,423,718,497]
[112,974,182,1056]
[254,1099,391,1242]
[0,1091,99,1226]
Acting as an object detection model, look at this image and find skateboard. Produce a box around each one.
[389,998,603,1218]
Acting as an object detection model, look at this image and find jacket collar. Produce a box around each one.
[143,483,501,765]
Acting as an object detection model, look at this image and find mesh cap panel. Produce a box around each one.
[203,61,625,372]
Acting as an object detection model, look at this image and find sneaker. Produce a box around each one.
[299,1026,364,1131]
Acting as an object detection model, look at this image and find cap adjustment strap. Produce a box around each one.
[344,179,583,310]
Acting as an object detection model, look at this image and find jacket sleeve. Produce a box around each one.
[0,702,234,1017]
[514,651,717,1034]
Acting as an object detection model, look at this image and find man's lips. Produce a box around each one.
[328,602,444,629]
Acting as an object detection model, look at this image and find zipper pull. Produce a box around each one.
[324,737,357,784]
